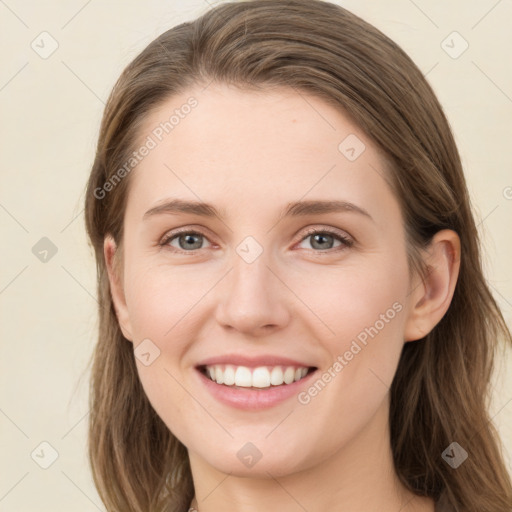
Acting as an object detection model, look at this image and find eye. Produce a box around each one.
[159,227,353,254]
[160,230,212,252]
[297,228,353,252]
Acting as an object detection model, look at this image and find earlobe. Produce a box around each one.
[104,235,134,342]
[404,229,461,342]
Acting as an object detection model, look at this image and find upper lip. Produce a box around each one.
[196,354,317,368]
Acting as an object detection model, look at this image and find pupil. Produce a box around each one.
[181,234,201,250]
[312,233,332,249]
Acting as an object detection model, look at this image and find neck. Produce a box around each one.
[187,398,434,512]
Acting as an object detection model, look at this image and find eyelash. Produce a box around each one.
[158,227,354,255]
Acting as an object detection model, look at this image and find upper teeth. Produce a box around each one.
[205,365,309,388]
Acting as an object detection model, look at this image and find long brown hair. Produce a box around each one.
[84,1,512,510]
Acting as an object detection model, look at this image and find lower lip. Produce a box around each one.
[195,368,317,410]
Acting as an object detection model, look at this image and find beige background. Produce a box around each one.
[1,0,511,510]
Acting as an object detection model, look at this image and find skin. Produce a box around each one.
[105,83,460,512]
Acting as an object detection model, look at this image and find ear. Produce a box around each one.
[404,229,461,342]
[104,235,134,342]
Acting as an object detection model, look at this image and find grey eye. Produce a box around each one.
[168,232,210,251]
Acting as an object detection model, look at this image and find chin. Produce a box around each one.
[192,439,320,479]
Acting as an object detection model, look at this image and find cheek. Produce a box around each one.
[289,252,409,346]
[123,260,210,342]
[292,253,409,408]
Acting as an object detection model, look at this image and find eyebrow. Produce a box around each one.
[143,198,373,222]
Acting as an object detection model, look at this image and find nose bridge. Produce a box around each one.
[214,238,290,333]
[231,246,271,297]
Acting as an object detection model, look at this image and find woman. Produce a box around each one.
[84,1,512,511]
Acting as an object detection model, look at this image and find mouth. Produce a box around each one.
[197,364,318,390]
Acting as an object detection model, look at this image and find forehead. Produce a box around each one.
[124,83,397,224]
[140,84,351,162]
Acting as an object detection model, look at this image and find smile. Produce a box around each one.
[200,364,315,389]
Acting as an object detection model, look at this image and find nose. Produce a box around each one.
[214,251,291,336]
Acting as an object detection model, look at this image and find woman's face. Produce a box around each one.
[108,83,419,477]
